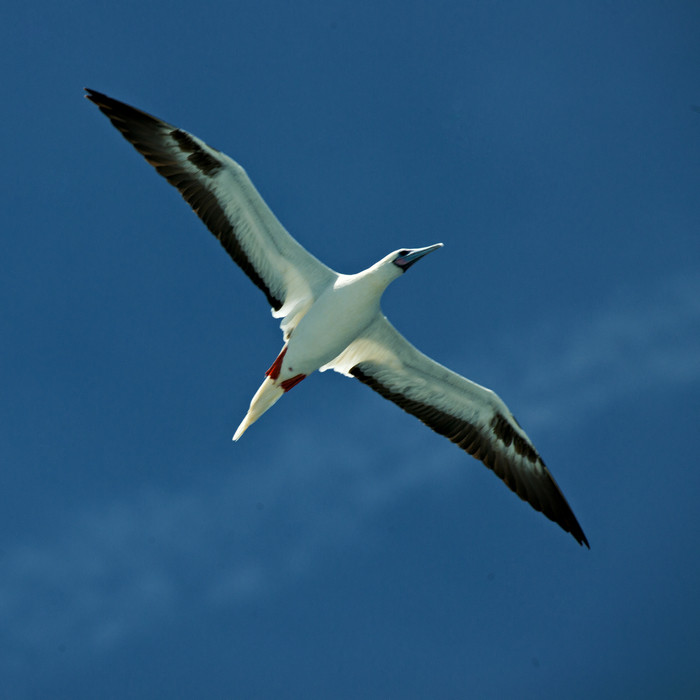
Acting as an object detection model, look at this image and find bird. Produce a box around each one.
[85,88,589,548]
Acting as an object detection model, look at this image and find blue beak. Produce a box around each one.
[395,243,444,271]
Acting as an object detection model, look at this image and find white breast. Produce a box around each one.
[283,274,385,375]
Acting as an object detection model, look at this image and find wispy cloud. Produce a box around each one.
[1,273,698,673]
[489,272,700,431]
[0,433,453,675]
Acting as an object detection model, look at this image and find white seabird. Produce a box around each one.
[86,89,589,548]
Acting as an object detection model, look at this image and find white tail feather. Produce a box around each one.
[232,377,284,441]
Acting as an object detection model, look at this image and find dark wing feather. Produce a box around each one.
[329,316,588,547]
[85,89,335,324]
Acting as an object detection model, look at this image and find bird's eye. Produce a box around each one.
[398,249,409,257]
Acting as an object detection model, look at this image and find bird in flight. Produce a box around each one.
[86,89,588,547]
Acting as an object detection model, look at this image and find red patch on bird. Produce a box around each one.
[266,347,287,380]
[280,374,306,392]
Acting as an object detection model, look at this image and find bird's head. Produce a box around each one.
[362,243,444,293]
[390,243,444,273]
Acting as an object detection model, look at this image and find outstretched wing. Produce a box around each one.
[326,315,589,547]
[85,89,336,336]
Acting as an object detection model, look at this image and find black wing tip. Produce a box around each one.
[573,524,590,549]
[84,87,127,105]
[504,466,589,548]
[84,88,171,135]
[524,465,589,549]
[84,87,118,109]
[564,521,589,548]
[85,88,114,114]
[544,497,590,548]
[542,469,590,549]
[489,413,589,549]
[351,364,591,549]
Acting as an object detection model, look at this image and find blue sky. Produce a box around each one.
[2,1,700,697]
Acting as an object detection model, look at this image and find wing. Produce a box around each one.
[85,89,337,337]
[326,315,589,547]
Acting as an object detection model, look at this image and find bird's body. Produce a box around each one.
[282,267,387,377]
[234,262,400,439]
[86,88,589,548]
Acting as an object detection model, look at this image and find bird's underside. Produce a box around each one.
[85,88,589,548]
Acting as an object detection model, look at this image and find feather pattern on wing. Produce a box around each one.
[326,316,589,547]
[85,89,336,337]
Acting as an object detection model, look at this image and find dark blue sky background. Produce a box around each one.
[2,1,700,698]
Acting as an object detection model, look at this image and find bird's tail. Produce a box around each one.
[232,376,284,441]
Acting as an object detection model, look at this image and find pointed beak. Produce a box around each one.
[395,243,444,270]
